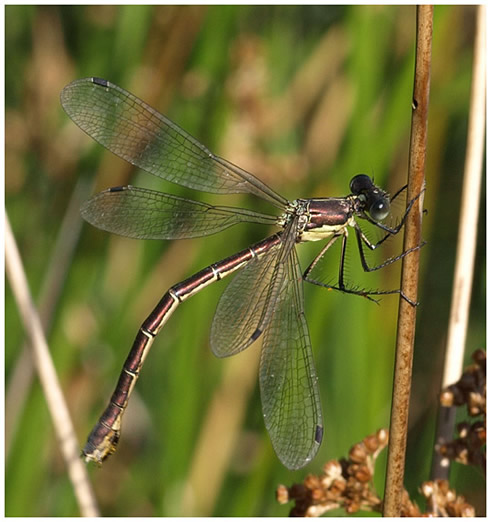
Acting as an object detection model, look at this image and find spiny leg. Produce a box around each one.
[302,234,342,281]
[361,188,425,248]
[303,225,424,305]
[303,230,382,303]
[352,224,423,305]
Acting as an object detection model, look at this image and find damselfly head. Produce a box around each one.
[349,174,374,194]
[367,196,390,221]
[350,174,390,222]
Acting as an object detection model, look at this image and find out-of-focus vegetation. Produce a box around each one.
[5,5,484,516]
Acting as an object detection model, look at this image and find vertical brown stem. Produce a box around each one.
[383,5,432,516]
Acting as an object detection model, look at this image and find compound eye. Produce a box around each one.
[350,174,373,194]
[369,198,390,221]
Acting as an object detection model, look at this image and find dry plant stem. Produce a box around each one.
[6,178,91,458]
[383,6,432,516]
[5,213,99,517]
[431,5,486,479]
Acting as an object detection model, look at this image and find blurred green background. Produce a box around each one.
[5,5,485,516]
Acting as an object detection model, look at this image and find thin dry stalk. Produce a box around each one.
[383,5,432,516]
[6,178,91,457]
[431,4,485,479]
[5,213,99,517]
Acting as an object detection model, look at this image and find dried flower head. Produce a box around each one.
[437,349,486,472]
[277,429,389,516]
[420,479,475,517]
[277,428,476,517]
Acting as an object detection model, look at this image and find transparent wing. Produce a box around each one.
[260,247,323,470]
[61,78,288,208]
[81,186,277,240]
[210,217,298,357]
[210,237,286,357]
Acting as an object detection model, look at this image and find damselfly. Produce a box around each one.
[61,77,420,470]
